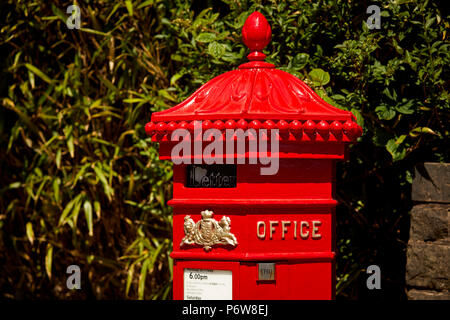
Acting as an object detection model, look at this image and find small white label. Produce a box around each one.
[184,268,232,300]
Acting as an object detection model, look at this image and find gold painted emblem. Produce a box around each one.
[181,210,238,252]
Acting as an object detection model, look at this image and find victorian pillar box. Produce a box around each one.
[145,12,362,300]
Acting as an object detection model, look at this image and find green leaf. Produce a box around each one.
[308,68,330,86]
[83,200,93,236]
[396,134,407,145]
[72,163,90,187]
[406,170,413,184]
[410,127,438,137]
[125,0,133,16]
[386,137,407,162]
[93,163,114,201]
[59,194,82,227]
[170,73,185,86]
[25,63,52,84]
[137,0,155,9]
[208,42,226,59]
[126,264,135,297]
[221,52,242,63]
[196,33,216,43]
[53,177,60,204]
[67,135,75,158]
[292,53,309,70]
[395,100,415,114]
[425,17,436,29]
[35,178,48,201]
[138,259,150,300]
[45,244,53,279]
[158,89,176,102]
[6,182,21,190]
[123,98,146,104]
[94,200,101,219]
[351,108,364,128]
[59,197,77,226]
[69,196,83,228]
[375,105,396,120]
[51,4,67,22]
[56,149,61,169]
[26,222,34,245]
[80,28,109,37]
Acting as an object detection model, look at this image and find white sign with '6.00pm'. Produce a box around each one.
[184,268,233,300]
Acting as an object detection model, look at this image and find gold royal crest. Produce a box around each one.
[181,210,238,252]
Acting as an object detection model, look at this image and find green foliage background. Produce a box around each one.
[0,0,448,299]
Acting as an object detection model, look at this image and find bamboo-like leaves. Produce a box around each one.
[3,0,177,301]
[26,222,35,245]
[93,162,114,202]
[59,194,83,228]
[83,200,93,236]
[45,244,53,279]
[25,63,52,84]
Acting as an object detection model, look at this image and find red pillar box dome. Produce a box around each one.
[146,11,361,300]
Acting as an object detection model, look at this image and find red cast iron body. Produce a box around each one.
[146,11,361,300]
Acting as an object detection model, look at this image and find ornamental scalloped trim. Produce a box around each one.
[145,119,362,142]
[181,210,238,252]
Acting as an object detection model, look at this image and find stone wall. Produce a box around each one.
[406,163,450,299]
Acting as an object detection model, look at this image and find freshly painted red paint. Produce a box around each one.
[146,11,360,300]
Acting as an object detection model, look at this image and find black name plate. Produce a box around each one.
[186,165,237,188]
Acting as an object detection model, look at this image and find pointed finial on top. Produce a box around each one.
[242,12,271,61]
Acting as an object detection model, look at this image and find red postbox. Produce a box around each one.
[145,12,361,300]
